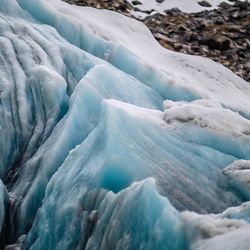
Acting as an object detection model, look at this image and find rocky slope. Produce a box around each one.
[64,0,250,82]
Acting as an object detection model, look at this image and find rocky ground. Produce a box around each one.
[64,0,250,82]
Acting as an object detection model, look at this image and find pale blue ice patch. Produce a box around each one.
[26,178,186,250]
[10,63,164,236]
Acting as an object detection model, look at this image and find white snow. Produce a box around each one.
[104,99,163,124]
[181,202,250,250]
[196,227,250,250]
[164,100,250,138]
[128,0,231,16]
[128,0,249,18]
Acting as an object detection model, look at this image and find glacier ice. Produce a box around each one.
[1,0,250,249]
[25,178,186,250]
[10,65,164,237]
[0,179,7,248]
[223,160,250,200]
[0,180,7,230]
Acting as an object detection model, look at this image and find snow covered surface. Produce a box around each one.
[164,100,250,137]
[196,227,250,250]
[0,0,250,249]
[127,0,249,18]
[128,0,231,16]
[182,201,250,249]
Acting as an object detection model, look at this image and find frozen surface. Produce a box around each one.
[26,178,185,250]
[0,180,7,235]
[196,228,250,250]
[127,0,249,18]
[0,0,250,249]
[223,160,250,200]
[128,0,231,16]
[182,201,250,250]
[164,100,250,137]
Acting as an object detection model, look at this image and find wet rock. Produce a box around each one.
[131,0,141,5]
[198,1,212,8]
[164,7,181,15]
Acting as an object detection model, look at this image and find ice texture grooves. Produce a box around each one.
[1,0,250,249]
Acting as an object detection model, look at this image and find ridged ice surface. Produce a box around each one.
[0,180,7,230]
[1,0,250,249]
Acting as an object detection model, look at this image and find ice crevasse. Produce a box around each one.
[1,0,250,249]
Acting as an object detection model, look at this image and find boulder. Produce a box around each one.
[200,35,235,50]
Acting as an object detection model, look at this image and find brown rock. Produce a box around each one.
[201,35,235,50]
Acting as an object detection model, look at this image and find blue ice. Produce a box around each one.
[0,0,250,249]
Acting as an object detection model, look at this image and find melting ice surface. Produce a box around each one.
[1,0,250,249]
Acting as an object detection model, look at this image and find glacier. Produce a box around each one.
[0,0,250,249]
